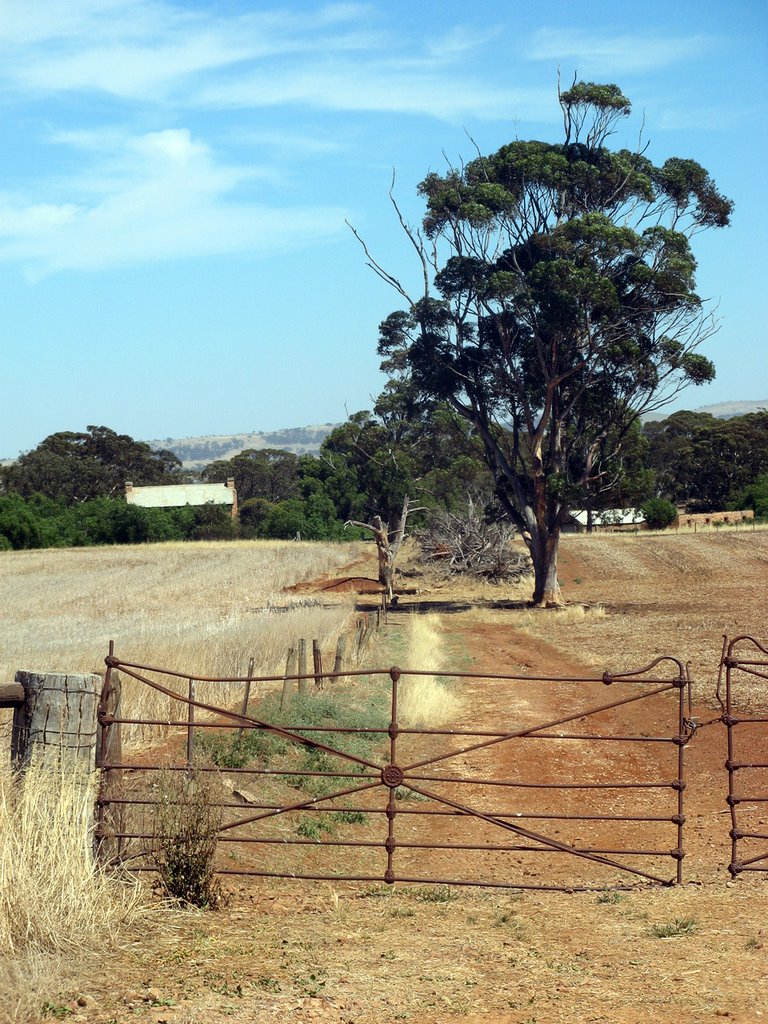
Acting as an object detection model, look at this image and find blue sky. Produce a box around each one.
[1,0,766,458]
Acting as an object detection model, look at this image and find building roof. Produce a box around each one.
[570,508,645,527]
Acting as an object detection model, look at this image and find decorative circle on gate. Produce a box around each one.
[381,764,405,788]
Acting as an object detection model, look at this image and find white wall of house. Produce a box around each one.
[125,479,236,511]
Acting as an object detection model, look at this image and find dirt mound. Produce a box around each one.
[287,575,385,594]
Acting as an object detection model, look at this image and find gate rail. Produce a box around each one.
[96,643,694,892]
[721,635,768,878]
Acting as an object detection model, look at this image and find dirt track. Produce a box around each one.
[47,531,768,1024]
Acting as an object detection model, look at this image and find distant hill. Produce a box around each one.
[644,399,768,423]
[691,400,767,419]
[152,402,767,469]
[4,403,766,468]
[146,423,339,470]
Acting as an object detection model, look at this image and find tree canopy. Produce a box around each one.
[645,411,768,511]
[1,425,183,503]
[202,448,300,504]
[359,79,732,604]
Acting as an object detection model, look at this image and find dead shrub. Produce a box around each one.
[419,499,530,582]
[152,768,223,908]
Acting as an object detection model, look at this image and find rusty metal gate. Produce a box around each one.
[720,635,768,879]
[96,644,693,892]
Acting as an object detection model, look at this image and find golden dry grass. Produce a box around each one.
[0,763,147,1024]
[396,614,458,727]
[0,540,365,747]
[0,764,143,957]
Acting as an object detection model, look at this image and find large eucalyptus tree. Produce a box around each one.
[356,81,732,604]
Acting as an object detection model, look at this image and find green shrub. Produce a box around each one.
[641,497,678,530]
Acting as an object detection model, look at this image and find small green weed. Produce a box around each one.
[41,1004,72,1020]
[596,890,626,905]
[299,971,326,997]
[334,809,368,824]
[255,976,281,992]
[297,817,336,840]
[411,885,458,904]
[395,787,428,802]
[649,916,698,938]
[147,995,176,1007]
[362,884,392,898]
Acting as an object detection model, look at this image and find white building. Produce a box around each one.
[125,479,237,517]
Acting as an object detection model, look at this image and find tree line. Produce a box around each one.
[0,407,766,552]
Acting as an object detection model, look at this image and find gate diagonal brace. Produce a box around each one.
[108,660,381,772]
[400,780,675,886]
[401,683,677,775]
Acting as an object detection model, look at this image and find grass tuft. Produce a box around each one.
[397,614,458,728]
[0,763,143,957]
[648,916,698,938]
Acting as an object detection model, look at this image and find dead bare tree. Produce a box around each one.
[346,494,424,602]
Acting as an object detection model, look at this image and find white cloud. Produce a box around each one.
[0,127,346,277]
[426,25,502,60]
[0,1,382,101]
[199,60,547,122]
[529,28,714,75]
[0,0,533,121]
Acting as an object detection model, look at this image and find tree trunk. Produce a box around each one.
[529,527,563,607]
[370,515,394,600]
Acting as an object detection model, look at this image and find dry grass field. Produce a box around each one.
[0,540,365,747]
[1,529,767,1024]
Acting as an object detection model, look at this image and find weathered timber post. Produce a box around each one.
[355,616,366,659]
[186,678,196,766]
[332,635,346,684]
[12,671,100,769]
[238,656,255,740]
[312,640,324,691]
[281,647,297,710]
[298,639,308,696]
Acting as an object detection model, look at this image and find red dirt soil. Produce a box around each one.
[53,534,768,1024]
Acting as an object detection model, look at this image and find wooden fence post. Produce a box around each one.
[238,656,255,740]
[298,639,308,696]
[95,663,124,865]
[332,635,346,684]
[355,617,366,659]
[312,640,323,691]
[186,678,196,766]
[281,647,297,710]
[12,671,100,770]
